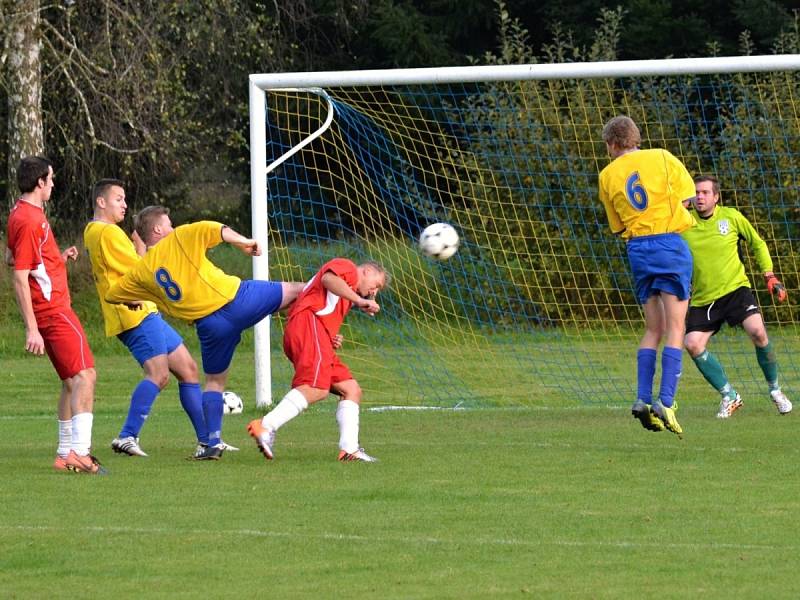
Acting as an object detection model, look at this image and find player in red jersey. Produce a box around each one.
[247,258,388,462]
[6,156,105,474]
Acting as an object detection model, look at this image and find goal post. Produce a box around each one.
[249,55,800,409]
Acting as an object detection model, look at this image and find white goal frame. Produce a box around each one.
[248,54,800,408]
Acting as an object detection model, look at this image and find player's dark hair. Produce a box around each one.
[693,174,720,195]
[601,116,641,150]
[92,178,125,206]
[17,156,53,194]
[134,205,170,244]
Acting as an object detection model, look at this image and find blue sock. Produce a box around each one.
[203,390,224,446]
[659,346,683,408]
[179,382,208,444]
[637,348,657,404]
[120,379,160,438]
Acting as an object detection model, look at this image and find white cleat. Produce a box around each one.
[247,419,275,460]
[770,389,792,415]
[338,448,378,462]
[111,436,148,457]
[716,393,743,419]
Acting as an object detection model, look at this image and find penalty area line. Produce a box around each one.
[2,524,796,552]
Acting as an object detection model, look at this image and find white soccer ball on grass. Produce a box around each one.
[419,222,459,260]
[222,391,244,415]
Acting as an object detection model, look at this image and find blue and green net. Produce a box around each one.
[260,72,800,408]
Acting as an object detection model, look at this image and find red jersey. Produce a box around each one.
[288,258,358,338]
[7,200,71,317]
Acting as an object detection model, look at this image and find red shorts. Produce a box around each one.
[283,312,352,390]
[38,308,95,380]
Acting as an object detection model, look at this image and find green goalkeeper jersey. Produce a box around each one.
[681,205,773,307]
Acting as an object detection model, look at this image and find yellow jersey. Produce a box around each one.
[105,221,241,322]
[84,220,157,337]
[598,148,695,239]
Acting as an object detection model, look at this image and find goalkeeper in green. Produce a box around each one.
[682,175,791,418]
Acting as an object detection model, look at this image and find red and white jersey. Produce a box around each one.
[288,258,358,338]
[7,200,71,317]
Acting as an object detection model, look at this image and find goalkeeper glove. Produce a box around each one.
[764,272,787,303]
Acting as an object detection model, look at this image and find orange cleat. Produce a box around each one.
[53,454,69,471]
[337,448,378,463]
[65,450,108,475]
[247,419,275,460]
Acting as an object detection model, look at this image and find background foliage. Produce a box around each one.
[1,0,799,235]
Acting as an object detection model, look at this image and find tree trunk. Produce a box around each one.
[6,0,44,211]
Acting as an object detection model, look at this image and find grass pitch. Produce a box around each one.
[2,352,800,598]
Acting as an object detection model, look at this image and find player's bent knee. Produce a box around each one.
[335,381,362,403]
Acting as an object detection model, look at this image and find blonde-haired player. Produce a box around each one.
[106,206,304,459]
[598,116,696,436]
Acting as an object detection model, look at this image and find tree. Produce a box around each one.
[2,0,44,212]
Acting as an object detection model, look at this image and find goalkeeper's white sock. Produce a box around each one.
[57,419,72,458]
[336,399,360,453]
[263,388,308,431]
[70,412,93,456]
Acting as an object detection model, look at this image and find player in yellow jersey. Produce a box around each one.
[106,205,304,460]
[84,180,211,458]
[598,116,696,436]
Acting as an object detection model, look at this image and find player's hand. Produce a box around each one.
[332,334,344,349]
[764,272,787,303]
[235,239,261,257]
[355,298,380,316]
[25,329,45,355]
[61,246,79,262]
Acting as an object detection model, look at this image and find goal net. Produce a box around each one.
[249,57,800,409]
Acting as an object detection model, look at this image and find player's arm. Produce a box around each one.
[221,225,261,257]
[320,271,380,315]
[12,269,45,355]
[737,213,787,302]
[5,247,14,266]
[105,273,148,308]
[597,178,625,235]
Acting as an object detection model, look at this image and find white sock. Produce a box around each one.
[263,389,308,431]
[71,412,94,456]
[57,419,72,457]
[336,399,360,453]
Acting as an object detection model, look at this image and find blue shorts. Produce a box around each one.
[627,233,692,304]
[117,313,184,366]
[195,279,284,375]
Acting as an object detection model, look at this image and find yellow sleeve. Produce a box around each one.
[598,171,625,234]
[105,265,148,304]
[183,221,225,250]
[666,151,696,205]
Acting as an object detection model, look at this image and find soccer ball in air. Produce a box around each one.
[222,391,244,415]
[419,223,459,260]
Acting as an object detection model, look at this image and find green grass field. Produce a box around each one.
[3,350,800,599]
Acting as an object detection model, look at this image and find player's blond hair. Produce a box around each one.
[361,260,391,287]
[602,116,641,150]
